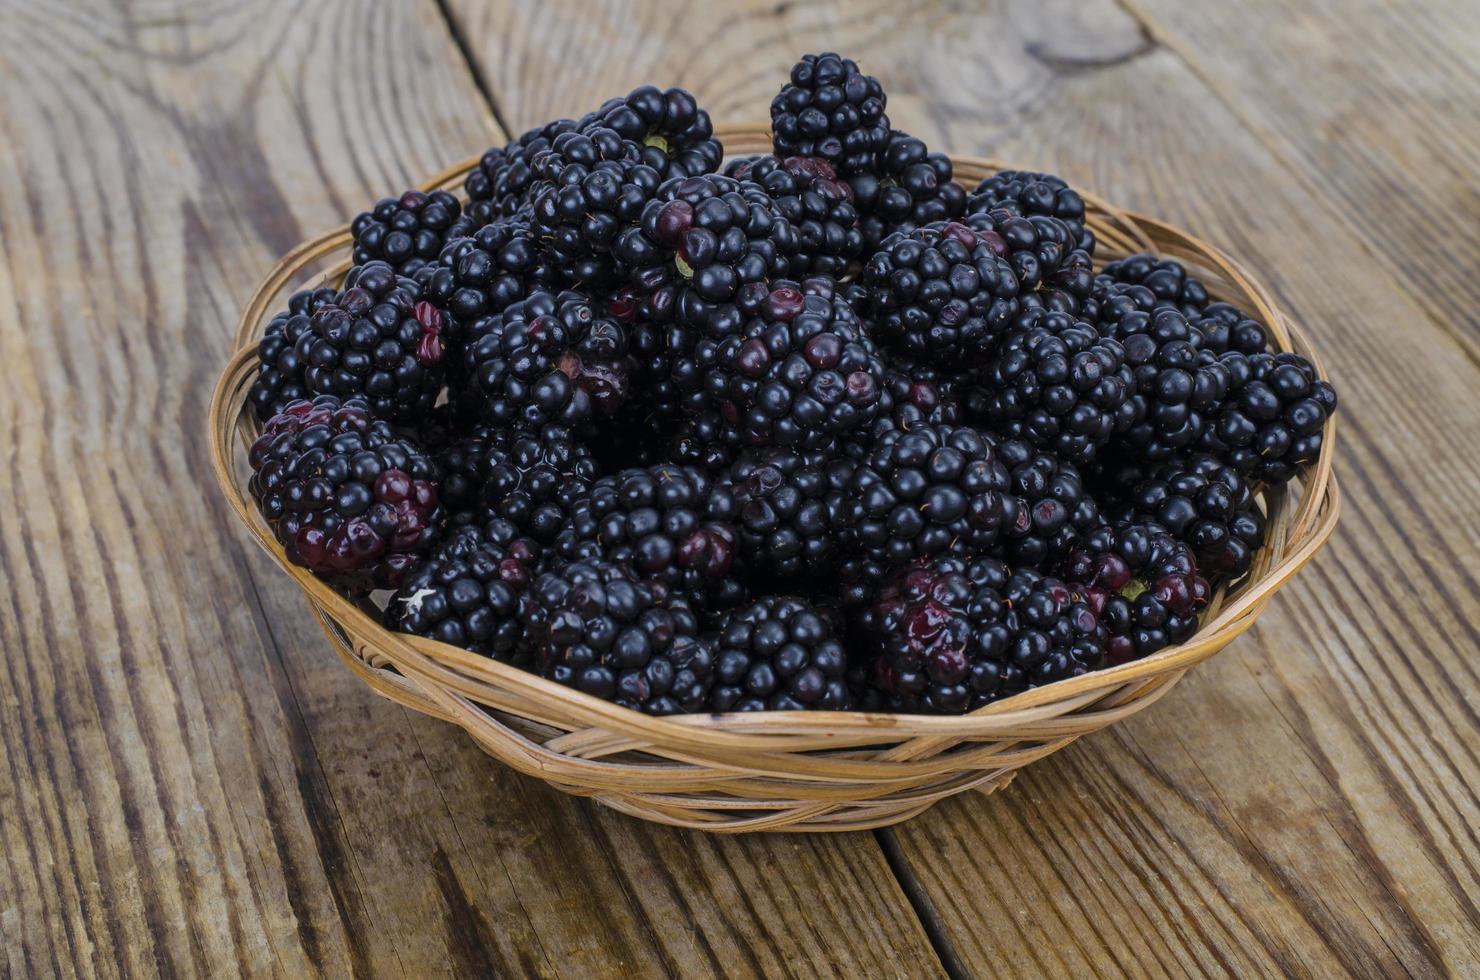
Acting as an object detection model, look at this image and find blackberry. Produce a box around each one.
[297,262,448,424]
[417,219,559,346]
[553,463,745,610]
[725,447,857,581]
[1200,351,1337,485]
[862,220,1022,364]
[849,132,967,250]
[462,290,630,431]
[855,556,1103,713]
[770,52,891,177]
[968,169,1095,254]
[700,278,885,451]
[844,423,1016,570]
[435,425,597,543]
[530,153,664,289]
[385,520,539,663]
[709,596,853,711]
[463,119,580,225]
[726,155,864,276]
[351,189,477,277]
[973,307,1137,466]
[962,208,1094,311]
[248,285,339,421]
[1191,302,1269,356]
[247,396,443,591]
[1063,522,1209,663]
[880,358,965,428]
[583,84,723,180]
[1109,454,1266,583]
[528,559,713,714]
[993,437,1103,571]
[1101,253,1210,319]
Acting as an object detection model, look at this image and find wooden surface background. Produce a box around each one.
[1,0,1476,976]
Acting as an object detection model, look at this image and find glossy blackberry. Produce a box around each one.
[1063,522,1209,663]
[973,307,1137,466]
[385,520,539,663]
[709,596,853,711]
[862,220,1023,364]
[463,118,580,225]
[462,290,630,431]
[699,278,885,451]
[1199,351,1336,485]
[351,190,477,277]
[296,262,448,424]
[553,464,745,610]
[880,358,965,428]
[528,559,713,714]
[530,153,664,288]
[725,448,857,581]
[435,425,597,542]
[968,170,1095,254]
[1108,454,1266,583]
[855,556,1103,713]
[844,423,1016,569]
[417,219,560,347]
[583,84,723,180]
[726,155,863,276]
[248,285,339,421]
[1101,253,1210,318]
[1191,302,1269,356]
[770,52,891,177]
[993,437,1103,571]
[247,396,443,591]
[849,132,967,250]
[962,208,1094,312]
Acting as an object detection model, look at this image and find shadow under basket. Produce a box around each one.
[209,125,1340,833]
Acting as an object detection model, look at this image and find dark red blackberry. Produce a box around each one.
[248,285,339,421]
[417,219,559,342]
[770,52,891,177]
[709,596,853,711]
[296,262,448,424]
[849,132,967,250]
[1191,302,1269,356]
[1101,253,1211,318]
[973,307,1137,467]
[1063,522,1209,664]
[726,155,863,276]
[1200,351,1336,485]
[967,169,1095,255]
[351,190,477,277]
[855,556,1103,713]
[435,425,597,543]
[993,437,1103,572]
[862,220,1023,364]
[528,559,713,714]
[553,463,745,610]
[529,154,664,289]
[843,423,1016,570]
[463,119,580,225]
[462,290,630,431]
[725,448,857,581]
[385,520,539,664]
[1108,454,1266,583]
[247,395,443,591]
[583,84,723,180]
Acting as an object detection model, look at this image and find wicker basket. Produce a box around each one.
[209,125,1340,833]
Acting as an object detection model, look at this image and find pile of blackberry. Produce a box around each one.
[245,53,1337,716]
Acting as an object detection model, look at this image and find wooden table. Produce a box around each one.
[2,1,1476,976]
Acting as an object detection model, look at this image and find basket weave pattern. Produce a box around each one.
[209,126,1340,832]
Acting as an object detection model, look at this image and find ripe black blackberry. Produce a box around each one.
[993,437,1103,572]
[1063,522,1209,664]
[973,307,1137,467]
[528,559,713,714]
[726,155,864,276]
[1190,302,1269,356]
[530,153,664,289]
[248,284,339,421]
[583,84,723,180]
[968,169,1095,255]
[463,118,580,225]
[770,52,891,177]
[962,208,1094,312]
[854,556,1103,713]
[462,290,630,432]
[435,424,597,543]
[417,219,560,343]
[385,520,540,664]
[296,262,449,424]
[1101,253,1211,318]
[725,447,857,581]
[709,596,853,711]
[351,189,478,277]
[247,396,443,591]
[1200,350,1336,485]
[844,423,1016,569]
[553,463,746,610]
[1108,454,1266,583]
[849,132,967,250]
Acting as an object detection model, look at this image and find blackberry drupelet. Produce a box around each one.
[435,424,597,543]
[1063,522,1209,663]
[770,52,891,177]
[726,155,864,276]
[1200,350,1337,485]
[849,132,967,250]
[709,596,853,711]
[247,396,443,591]
[529,153,664,288]
[968,169,1095,254]
[297,262,448,424]
[993,437,1103,572]
[462,290,630,431]
[1101,253,1211,318]
[248,284,339,421]
[725,447,857,581]
[463,118,580,225]
[880,358,965,428]
[351,190,477,277]
[583,84,723,180]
